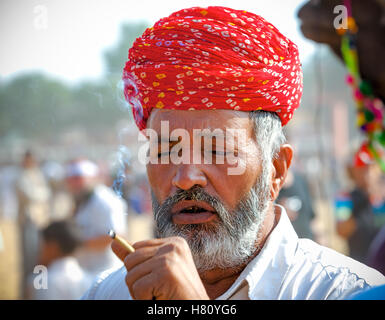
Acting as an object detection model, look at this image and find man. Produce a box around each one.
[335,143,384,263]
[82,6,385,300]
[65,158,128,277]
[367,223,385,275]
[16,151,51,229]
[15,150,51,298]
[28,220,92,300]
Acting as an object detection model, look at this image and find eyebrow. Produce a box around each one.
[156,136,183,144]
[198,132,226,139]
[155,130,229,142]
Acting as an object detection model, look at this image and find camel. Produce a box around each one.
[297,0,385,102]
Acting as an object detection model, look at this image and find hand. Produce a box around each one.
[337,217,357,239]
[111,236,210,300]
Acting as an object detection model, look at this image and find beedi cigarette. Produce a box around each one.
[108,229,135,253]
[109,230,155,300]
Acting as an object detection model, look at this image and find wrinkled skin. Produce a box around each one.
[112,109,293,300]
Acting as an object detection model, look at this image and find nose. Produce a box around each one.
[172,164,208,190]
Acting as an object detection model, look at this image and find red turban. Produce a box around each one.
[123,6,303,130]
[353,142,374,167]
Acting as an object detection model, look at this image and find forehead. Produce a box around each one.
[147,109,253,134]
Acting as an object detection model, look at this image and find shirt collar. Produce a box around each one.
[216,204,298,300]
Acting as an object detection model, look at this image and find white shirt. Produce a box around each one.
[81,205,385,300]
[32,256,93,300]
[74,185,127,240]
[74,185,128,275]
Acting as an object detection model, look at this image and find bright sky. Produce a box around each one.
[0,0,315,84]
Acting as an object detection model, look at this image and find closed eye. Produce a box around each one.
[157,151,170,158]
[158,150,181,158]
[211,150,227,156]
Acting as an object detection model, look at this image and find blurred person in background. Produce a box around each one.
[65,158,128,277]
[41,160,72,222]
[367,223,385,275]
[366,170,385,275]
[0,163,19,222]
[335,143,385,264]
[28,220,92,300]
[277,168,316,240]
[15,150,51,298]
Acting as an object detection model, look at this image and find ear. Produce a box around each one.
[270,144,293,201]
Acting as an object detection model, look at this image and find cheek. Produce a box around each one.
[146,163,174,201]
[226,166,261,208]
[210,151,262,210]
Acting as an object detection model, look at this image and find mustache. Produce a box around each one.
[153,185,227,221]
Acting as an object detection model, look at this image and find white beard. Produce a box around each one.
[152,167,271,271]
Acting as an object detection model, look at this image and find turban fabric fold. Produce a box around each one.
[123,6,303,130]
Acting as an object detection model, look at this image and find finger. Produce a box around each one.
[133,236,187,250]
[111,239,130,262]
[129,273,157,300]
[124,246,159,271]
[133,238,167,250]
[125,258,155,297]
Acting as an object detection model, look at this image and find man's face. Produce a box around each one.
[38,240,60,266]
[65,175,92,198]
[146,109,272,271]
[349,163,383,194]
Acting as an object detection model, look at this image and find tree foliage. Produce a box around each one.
[0,22,148,143]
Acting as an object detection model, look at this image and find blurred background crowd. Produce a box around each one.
[1,0,385,299]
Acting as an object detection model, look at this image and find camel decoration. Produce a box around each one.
[298,0,385,170]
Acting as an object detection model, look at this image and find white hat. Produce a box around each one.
[65,160,99,178]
